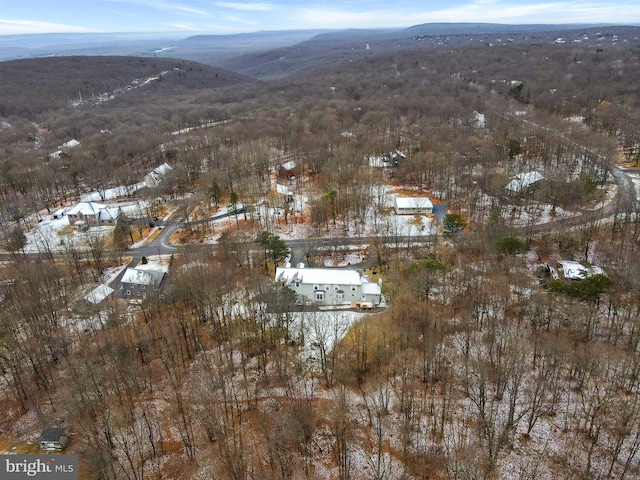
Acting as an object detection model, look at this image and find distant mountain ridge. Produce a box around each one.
[0,30,331,63]
[215,24,640,79]
[0,23,639,83]
[405,22,610,34]
[0,56,254,117]
[0,23,635,64]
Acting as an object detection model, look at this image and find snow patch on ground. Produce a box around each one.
[80,183,144,202]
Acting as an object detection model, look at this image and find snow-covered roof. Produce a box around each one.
[144,163,173,187]
[505,171,545,192]
[121,267,165,286]
[67,202,105,215]
[276,266,365,286]
[100,208,119,221]
[472,111,486,128]
[558,260,605,280]
[135,257,171,274]
[84,284,114,304]
[62,139,80,148]
[67,202,120,221]
[153,162,172,176]
[361,282,382,295]
[394,197,433,209]
[369,150,406,168]
[281,160,296,171]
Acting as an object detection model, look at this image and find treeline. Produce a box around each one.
[3,217,640,478]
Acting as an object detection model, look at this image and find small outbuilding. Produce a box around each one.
[62,139,81,149]
[394,197,433,215]
[505,171,544,193]
[39,427,70,451]
[557,260,605,280]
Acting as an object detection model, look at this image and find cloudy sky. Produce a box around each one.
[0,0,638,36]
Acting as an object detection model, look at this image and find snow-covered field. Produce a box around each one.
[23,217,111,253]
[80,183,144,202]
[280,309,369,369]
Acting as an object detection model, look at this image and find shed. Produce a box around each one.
[39,427,70,451]
[557,260,605,280]
[276,183,293,201]
[84,284,114,305]
[505,171,544,192]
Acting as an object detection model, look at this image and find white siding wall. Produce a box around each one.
[292,282,362,305]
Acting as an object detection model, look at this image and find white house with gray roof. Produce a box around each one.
[275,264,382,307]
[144,162,173,188]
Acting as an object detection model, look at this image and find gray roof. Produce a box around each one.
[39,427,68,442]
[121,267,165,287]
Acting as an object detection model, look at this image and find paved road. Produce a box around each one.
[124,160,635,269]
[7,138,636,286]
[133,221,179,258]
[107,218,180,293]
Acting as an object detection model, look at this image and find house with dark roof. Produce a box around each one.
[121,266,167,299]
[39,427,70,451]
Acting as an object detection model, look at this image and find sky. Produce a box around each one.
[0,0,638,36]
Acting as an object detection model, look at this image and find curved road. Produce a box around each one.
[127,159,637,271]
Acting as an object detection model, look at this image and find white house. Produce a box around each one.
[472,111,486,128]
[394,196,433,215]
[144,163,173,188]
[49,139,81,159]
[62,139,81,149]
[368,150,406,168]
[276,183,294,201]
[505,171,544,192]
[275,265,382,307]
